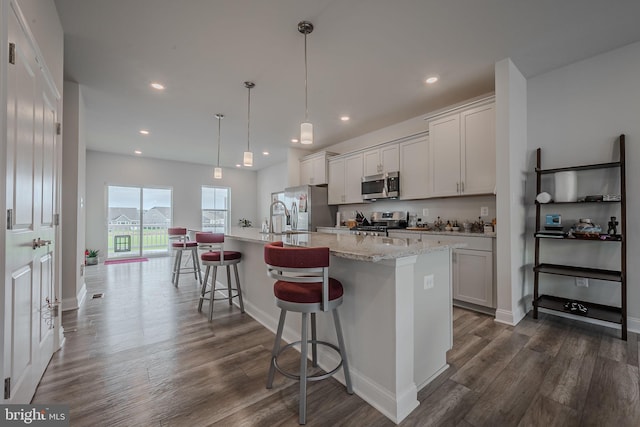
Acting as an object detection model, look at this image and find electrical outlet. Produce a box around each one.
[480,206,489,217]
[575,277,589,287]
[424,274,434,290]
[422,208,429,217]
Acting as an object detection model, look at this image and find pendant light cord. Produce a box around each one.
[304,31,309,121]
[247,84,251,152]
[216,116,221,167]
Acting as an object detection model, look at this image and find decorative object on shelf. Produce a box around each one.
[564,300,588,315]
[214,113,224,179]
[536,191,552,203]
[445,220,453,232]
[243,81,255,167]
[573,218,601,236]
[554,170,578,202]
[603,194,621,201]
[545,213,562,230]
[608,216,619,235]
[85,249,99,265]
[238,218,252,228]
[298,20,314,145]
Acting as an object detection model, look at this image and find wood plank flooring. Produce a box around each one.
[32,258,640,426]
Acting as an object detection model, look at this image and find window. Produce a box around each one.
[202,186,230,233]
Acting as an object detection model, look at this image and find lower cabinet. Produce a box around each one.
[453,248,494,308]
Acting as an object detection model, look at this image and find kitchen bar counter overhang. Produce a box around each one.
[221,227,465,423]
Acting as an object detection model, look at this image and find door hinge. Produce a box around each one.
[56,122,61,135]
[7,209,13,230]
[54,213,60,226]
[4,377,10,399]
[9,42,16,65]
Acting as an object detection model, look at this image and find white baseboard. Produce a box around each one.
[61,282,87,312]
[628,316,640,334]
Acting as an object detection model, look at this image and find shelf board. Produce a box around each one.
[534,263,622,282]
[534,294,622,324]
[534,234,622,242]
[536,161,621,174]
[535,199,621,205]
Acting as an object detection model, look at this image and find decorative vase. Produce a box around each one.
[86,256,98,266]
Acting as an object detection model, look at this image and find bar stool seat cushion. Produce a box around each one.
[172,241,198,248]
[201,251,242,262]
[274,278,343,304]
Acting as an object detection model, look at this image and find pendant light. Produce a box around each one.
[243,81,255,167]
[298,20,314,145]
[213,113,223,179]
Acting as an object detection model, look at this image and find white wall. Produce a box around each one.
[527,40,640,329]
[495,58,528,325]
[85,151,257,256]
[257,161,289,225]
[61,81,86,310]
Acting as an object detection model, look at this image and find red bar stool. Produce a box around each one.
[264,241,353,425]
[195,232,244,321]
[167,227,201,286]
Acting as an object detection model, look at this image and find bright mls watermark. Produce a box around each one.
[1,405,69,426]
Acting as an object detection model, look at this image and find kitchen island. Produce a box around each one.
[221,227,464,423]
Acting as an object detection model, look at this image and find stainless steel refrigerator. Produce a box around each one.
[284,185,336,232]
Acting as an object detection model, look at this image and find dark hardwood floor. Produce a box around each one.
[32,258,640,426]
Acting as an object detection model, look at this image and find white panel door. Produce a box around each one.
[461,103,496,195]
[4,3,58,403]
[429,114,461,197]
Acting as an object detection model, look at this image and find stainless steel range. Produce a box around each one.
[350,211,407,236]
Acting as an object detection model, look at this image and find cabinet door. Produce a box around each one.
[399,136,429,200]
[300,158,313,185]
[453,248,494,308]
[461,103,495,195]
[429,114,461,197]
[311,155,327,185]
[328,158,345,204]
[344,153,364,204]
[363,149,381,176]
[380,144,399,173]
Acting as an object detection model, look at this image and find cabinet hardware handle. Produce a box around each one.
[461,181,464,193]
[456,182,460,193]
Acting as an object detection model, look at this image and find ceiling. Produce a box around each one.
[54,0,640,170]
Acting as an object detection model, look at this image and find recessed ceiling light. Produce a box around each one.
[262,151,270,156]
[291,138,299,143]
[134,150,142,155]
[150,82,165,90]
[340,116,350,121]
[425,76,439,84]
[139,130,150,135]
[235,164,242,168]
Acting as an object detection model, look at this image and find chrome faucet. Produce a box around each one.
[269,200,290,234]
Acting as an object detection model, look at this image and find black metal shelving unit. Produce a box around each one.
[533,134,627,340]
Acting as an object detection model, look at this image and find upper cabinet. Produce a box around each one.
[363,144,399,176]
[429,100,495,197]
[399,135,430,200]
[299,151,336,186]
[328,153,363,205]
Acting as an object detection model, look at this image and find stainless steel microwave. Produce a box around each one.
[361,171,400,201]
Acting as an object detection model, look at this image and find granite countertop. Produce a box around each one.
[392,228,497,238]
[226,227,465,262]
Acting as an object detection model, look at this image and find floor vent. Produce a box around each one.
[92,293,105,299]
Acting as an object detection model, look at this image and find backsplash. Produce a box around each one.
[336,195,496,227]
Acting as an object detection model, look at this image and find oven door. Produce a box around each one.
[361,173,387,200]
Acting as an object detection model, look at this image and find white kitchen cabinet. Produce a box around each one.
[429,100,495,197]
[363,144,399,176]
[328,153,363,204]
[419,234,495,309]
[299,151,335,186]
[399,135,430,200]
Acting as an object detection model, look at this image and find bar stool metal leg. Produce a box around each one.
[208,266,218,322]
[174,250,183,287]
[333,309,354,394]
[311,313,318,368]
[198,265,211,312]
[267,309,287,389]
[233,264,245,313]
[299,312,308,425]
[226,266,233,305]
[191,247,201,283]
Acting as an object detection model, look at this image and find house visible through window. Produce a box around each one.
[202,186,230,233]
